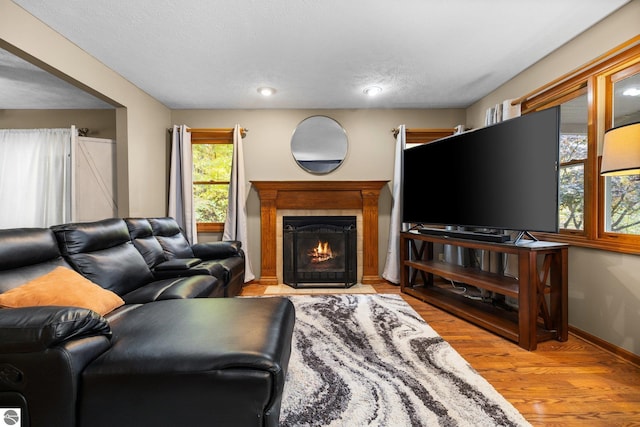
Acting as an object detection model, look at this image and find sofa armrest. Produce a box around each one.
[191,241,243,260]
[154,258,202,271]
[0,306,111,353]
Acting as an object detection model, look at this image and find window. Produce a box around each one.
[603,64,640,236]
[189,129,236,233]
[558,90,588,232]
[523,36,640,253]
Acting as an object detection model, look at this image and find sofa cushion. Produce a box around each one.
[0,267,124,316]
[0,228,61,271]
[148,217,195,259]
[151,259,226,282]
[79,297,295,427]
[89,297,294,372]
[52,219,154,296]
[119,275,224,304]
[124,218,166,268]
[0,228,72,294]
[53,218,131,254]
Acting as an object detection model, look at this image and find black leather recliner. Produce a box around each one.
[125,217,245,297]
[148,217,246,297]
[0,224,295,427]
[0,228,112,427]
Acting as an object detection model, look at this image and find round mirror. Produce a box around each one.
[291,116,348,174]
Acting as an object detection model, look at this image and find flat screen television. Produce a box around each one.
[402,106,560,240]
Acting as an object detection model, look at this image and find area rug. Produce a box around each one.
[280,294,530,427]
[264,283,376,295]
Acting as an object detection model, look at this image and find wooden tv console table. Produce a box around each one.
[400,231,568,350]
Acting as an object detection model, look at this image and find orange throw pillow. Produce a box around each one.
[0,266,124,316]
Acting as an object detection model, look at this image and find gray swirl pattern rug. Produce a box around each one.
[280,294,530,427]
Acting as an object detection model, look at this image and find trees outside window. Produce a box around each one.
[190,129,235,233]
[558,92,588,232]
[193,143,232,225]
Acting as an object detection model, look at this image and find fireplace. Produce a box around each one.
[283,216,357,288]
[251,181,387,285]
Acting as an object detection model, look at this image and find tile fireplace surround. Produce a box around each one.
[252,181,388,285]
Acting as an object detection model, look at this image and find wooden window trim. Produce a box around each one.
[528,86,590,238]
[597,61,640,248]
[523,37,640,254]
[197,222,225,233]
[189,128,246,141]
[518,35,640,111]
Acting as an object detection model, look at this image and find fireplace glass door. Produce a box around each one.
[283,216,357,288]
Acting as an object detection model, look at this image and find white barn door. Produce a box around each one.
[72,136,117,221]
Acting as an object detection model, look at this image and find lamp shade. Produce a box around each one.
[601,122,640,176]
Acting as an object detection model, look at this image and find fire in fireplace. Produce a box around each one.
[283,216,357,288]
[309,241,333,263]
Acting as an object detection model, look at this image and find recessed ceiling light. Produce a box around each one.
[363,86,382,97]
[622,87,640,97]
[257,87,276,96]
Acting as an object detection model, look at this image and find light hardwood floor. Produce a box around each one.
[240,282,640,426]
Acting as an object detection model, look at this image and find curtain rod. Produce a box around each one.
[391,127,456,139]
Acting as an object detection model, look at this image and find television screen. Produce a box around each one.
[402,106,560,234]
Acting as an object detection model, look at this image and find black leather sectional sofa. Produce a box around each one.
[0,218,295,427]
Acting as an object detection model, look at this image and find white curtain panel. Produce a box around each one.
[223,124,255,282]
[168,124,197,243]
[382,125,408,284]
[0,128,73,228]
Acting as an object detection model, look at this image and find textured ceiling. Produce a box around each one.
[3,0,631,109]
[0,48,113,109]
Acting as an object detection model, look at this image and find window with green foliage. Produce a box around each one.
[190,129,235,233]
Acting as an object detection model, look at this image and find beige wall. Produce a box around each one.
[0,0,171,217]
[0,109,117,139]
[466,0,640,356]
[172,109,466,281]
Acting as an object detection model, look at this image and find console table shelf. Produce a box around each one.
[400,231,568,350]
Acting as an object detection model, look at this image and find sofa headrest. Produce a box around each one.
[52,218,131,255]
[51,219,154,295]
[147,217,182,237]
[148,218,194,259]
[0,228,62,271]
[124,218,153,239]
[124,218,166,268]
